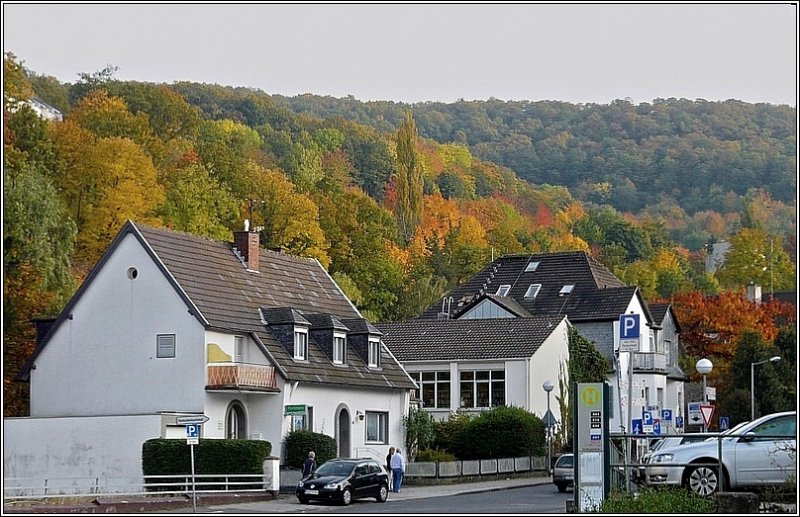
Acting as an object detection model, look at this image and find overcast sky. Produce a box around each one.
[3,3,797,106]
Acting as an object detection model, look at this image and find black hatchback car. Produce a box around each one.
[296,458,389,505]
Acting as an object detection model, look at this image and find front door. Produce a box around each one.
[338,408,351,458]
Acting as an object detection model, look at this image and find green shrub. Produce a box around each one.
[432,410,473,457]
[415,448,457,463]
[597,487,715,513]
[284,430,337,468]
[453,406,545,460]
[142,438,271,491]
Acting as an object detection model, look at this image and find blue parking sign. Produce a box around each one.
[661,408,673,422]
[642,411,653,425]
[675,416,684,428]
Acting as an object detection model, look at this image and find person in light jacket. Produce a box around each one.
[390,448,406,493]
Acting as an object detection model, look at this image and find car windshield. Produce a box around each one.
[705,421,750,441]
[555,455,573,468]
[314,461,355,477]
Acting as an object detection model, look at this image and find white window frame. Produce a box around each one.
[368,338,381,368]
[333,332,346,365]
[524,284,542,299]
[559,284,574,295]
[413,371,451,409]
[459,369,505,409]
[157,334,176,358]
[365,411,388,443]
[294,328,308,360]
[525,261,540,272]
[234,336,244,363]
[495,285,511,296]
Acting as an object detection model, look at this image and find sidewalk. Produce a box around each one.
[2,476,553,514]
[190,476,552,513]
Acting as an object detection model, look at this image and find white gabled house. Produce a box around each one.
[8,221,415,485]
[407,252,686,435]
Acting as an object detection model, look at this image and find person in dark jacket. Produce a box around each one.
[301,451,316,479]
[385,446,395,486]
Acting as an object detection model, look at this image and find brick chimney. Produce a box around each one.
[233,228,260,271]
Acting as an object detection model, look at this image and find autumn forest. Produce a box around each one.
[3,53,796,419]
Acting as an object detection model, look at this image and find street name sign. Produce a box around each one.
[177,415,210,425]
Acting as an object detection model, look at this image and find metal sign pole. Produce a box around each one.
[190,442,197,513]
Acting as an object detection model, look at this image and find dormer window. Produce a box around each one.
[333,332,347,365]
[559,284,575,295]
[524,284,542,299]
[368,338,381,368]
[294,328,308,360]
[496,285,511,297]
[525,261,540,272]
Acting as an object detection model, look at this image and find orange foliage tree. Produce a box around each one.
[670,290,796,390]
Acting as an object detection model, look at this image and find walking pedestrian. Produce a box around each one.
[386,446,395,486]
[301,451,316,479]
[390,448,405,493]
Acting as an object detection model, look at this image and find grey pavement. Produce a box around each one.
[185,476,553,513]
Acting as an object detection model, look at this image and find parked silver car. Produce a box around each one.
[645,411,796,496]
[553,453,574,492]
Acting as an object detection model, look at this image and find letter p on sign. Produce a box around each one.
[620,314,640,339]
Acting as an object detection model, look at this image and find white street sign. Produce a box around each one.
[177,415,210,425]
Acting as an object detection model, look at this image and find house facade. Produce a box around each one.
[10,221,415,484]
[415,252,685,435]
[377,316,571,421]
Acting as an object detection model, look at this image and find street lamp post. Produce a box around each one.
[696,358,713,432]
[751,356,781,420]
[543,380,554,476]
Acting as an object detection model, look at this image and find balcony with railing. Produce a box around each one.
[206,362,279,392]
[630,352,667,373]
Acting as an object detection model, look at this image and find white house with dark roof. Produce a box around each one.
[377,316,571,422]
[7,221,415,486]
[411,251,685,435]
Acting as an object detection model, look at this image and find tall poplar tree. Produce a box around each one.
[394,111,423,244]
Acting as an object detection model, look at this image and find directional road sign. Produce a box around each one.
[688,402,703,425]
[653,419,661,435]
[177,415,210,425]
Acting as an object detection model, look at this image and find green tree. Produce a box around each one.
[403,406,436,460]
[393,111,424,244]
[716,229,795,291]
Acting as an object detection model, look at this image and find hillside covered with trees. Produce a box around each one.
[5,53,796,418]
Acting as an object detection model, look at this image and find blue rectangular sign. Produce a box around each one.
[619,314,640,339]
[631,418,643,435]
[719,416,729,431]
[642,410,653,425]
[661,409,673,422]
[675,416,683,428]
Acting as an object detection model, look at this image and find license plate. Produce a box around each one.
[565,475,573,480]
[305,489,319,495]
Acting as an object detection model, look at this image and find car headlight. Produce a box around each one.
[323,482,341,490]
[651,453,673,463]
[297,480,305,487]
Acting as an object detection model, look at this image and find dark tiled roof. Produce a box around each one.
[422,251,640,323]
[341,318,383,335]
[261,307,311,326]
[304,313,350,331]
[133,222,415,389]
[376,317,565,362]
[648,303,669,325]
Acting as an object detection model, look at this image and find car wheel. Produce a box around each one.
[298,497,309,504]
[684,464,720,496]
[556,483,567,493]
[341,488,352,506]
[376,483,389,502]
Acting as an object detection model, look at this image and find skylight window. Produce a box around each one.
[559,284,575,295]
[525,261,540,272]
[524,284,542,299]
[496,285,511,297]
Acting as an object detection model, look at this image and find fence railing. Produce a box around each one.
[3,473,266,501]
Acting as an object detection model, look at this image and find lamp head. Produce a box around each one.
[770,356,781,363]
[696,358,713,375]
[543,380,555,393]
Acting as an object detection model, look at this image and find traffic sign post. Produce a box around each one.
[688,402,703,427]
[180,417,208,513]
